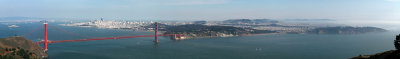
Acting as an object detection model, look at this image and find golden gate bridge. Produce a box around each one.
[22,21,181,52]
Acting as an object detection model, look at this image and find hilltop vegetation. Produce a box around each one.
[0,37,47,59]
[164,24,276,39]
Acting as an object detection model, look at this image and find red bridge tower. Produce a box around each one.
[44,21,48,52]
[154,22,159,43]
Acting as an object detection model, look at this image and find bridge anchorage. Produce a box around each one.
[35,21,180,52]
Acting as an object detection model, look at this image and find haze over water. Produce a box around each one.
[0,22,398,59]
[1,0,400,58]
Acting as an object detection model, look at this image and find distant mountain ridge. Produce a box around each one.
[285,19,334,21]
[0,17,44,20]
[223,19,279,24]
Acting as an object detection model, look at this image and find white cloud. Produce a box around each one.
[386,0,400,2]
[163,0,229,5]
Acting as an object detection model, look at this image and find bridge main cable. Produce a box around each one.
[47,25,98,38]
[22,25,42,36]
[36,34,178,44]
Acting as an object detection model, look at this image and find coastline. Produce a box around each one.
[172,32,282,40]
[351,50,400,59]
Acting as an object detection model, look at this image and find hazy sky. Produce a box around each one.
[1,0,399,21]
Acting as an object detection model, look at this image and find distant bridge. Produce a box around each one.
[23,21,181,52]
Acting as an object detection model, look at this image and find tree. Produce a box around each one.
[395,34,400,50]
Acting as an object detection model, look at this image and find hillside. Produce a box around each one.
[164,24,276,39]
[351,50,400,59]
[223,19,279,24]
[307,26,387,34]
[0,36,47,59]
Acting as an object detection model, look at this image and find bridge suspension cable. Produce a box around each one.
[47,25,98,38]
[36,34,177,44]
[47,24,143,39]
[22,25,42,36]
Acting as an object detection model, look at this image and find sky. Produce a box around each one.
[0,0,399,21]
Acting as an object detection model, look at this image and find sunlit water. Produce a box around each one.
[0,22,398,59]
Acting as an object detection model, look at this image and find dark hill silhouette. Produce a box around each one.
[351,34,400,59]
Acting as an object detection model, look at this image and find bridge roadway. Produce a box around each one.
[36,34,179,44]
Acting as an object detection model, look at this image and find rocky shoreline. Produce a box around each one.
[351,50,400,59]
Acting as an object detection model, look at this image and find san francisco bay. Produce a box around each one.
[0,22,397,59]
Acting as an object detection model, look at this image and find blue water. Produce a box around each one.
[0,22,398,59]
